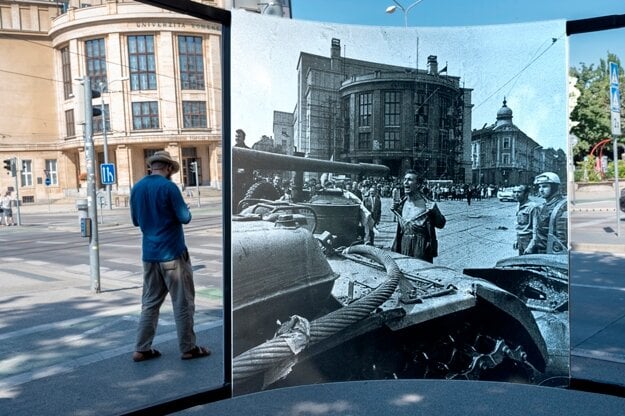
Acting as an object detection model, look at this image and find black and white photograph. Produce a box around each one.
[230,10,569,394]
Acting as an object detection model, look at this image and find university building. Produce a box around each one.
[0,0,224,203]
[471,99,566,187]
[294,38,473,182]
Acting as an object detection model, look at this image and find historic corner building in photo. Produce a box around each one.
[471,99,566,188]
[0,0,223,204]
[292,38,474,182]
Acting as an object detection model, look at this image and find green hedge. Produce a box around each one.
[575,155,625,181]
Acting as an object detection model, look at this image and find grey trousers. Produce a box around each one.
[135,250,197,353]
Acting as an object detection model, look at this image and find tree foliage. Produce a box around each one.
[569,53,624,162]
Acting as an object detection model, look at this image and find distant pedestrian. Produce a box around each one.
[391,184,402,221]
[1,192,14,226]
[130,150,210,362]
[234,129,249,148]
[363,185,382,245]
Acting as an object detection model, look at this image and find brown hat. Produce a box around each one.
[147,151,180,174]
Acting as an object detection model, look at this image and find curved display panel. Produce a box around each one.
[230,10,570,395]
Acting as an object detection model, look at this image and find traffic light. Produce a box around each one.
[3,158,15,177]
[190,161,197,173]
[75,78,102,124]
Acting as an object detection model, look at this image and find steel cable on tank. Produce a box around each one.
[232,245,402,381]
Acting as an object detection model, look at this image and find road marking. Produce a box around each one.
[574,217,614,228]
[572,348,625,364]
[33,240,69,245]
[571,283,625,292]
[191,247,222,256]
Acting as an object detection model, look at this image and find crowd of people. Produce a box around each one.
[248,168,567,261]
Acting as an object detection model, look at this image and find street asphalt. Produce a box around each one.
[1,186,624,415]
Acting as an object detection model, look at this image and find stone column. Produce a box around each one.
[165,143,182,185]
[115,144,132,195]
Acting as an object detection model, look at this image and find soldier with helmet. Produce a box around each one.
[524,172,568,254]
[513,184,538,255]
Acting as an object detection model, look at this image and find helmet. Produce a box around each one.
[534,172,560,185]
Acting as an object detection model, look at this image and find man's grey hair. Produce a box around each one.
[150,161,170,170]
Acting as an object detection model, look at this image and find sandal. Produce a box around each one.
[132,349,161,362]
[181,346,211,360]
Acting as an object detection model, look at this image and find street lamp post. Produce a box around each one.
[385,0,425,27]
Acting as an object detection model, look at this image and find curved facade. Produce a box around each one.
[0,0,223,203]
[295,40,473,182]
[339,69,471,180]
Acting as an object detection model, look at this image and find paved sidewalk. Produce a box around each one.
[570,187,625,253]
[2,186,624,415]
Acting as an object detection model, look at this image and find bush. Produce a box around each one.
[574,156,603,182]
[605,160,625,180]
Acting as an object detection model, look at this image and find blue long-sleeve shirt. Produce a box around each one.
[130,175,192,262]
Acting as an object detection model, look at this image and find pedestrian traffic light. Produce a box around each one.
[3,158,15,177]
[190,161,197,173]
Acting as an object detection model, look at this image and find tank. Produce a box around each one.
[233,147,389,246]
[231,206,568,395]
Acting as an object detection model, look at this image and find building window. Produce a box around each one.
[132,101,159,130]
[178,36,205,90]
[342,97,350,152]
[128,35,157,91]
[416,130,428,149]
[358,92,372,127]
[65,109,75,137]
[358,132,370,150]
[502,153,511,164]
[93,104,110,133]
[439,97,452,128]
[182,101,207,128]
[384,91,401,126]
[20,159,32,187]
[439,130,449,150]
[61,46,72,99]
[144,148,163,159]
[45,159,58,185]
[503,137,511,149]
[384,131,400,150]
[415,92,429,127]
[436,159,446,177]
[85,38,107,88]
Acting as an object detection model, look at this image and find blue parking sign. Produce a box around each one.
[100,163,116,185]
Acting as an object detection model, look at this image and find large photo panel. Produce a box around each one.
[231,11,569,394]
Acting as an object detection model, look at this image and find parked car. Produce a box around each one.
[497,187,515,202]
[620,188,625,212]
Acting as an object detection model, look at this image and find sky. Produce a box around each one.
[290,0,625,68]
[231,8,568,152]
[231,0,624,152]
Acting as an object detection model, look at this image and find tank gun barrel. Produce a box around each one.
[233,147,389,176]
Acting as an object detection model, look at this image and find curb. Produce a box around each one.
[570,208,617,213]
